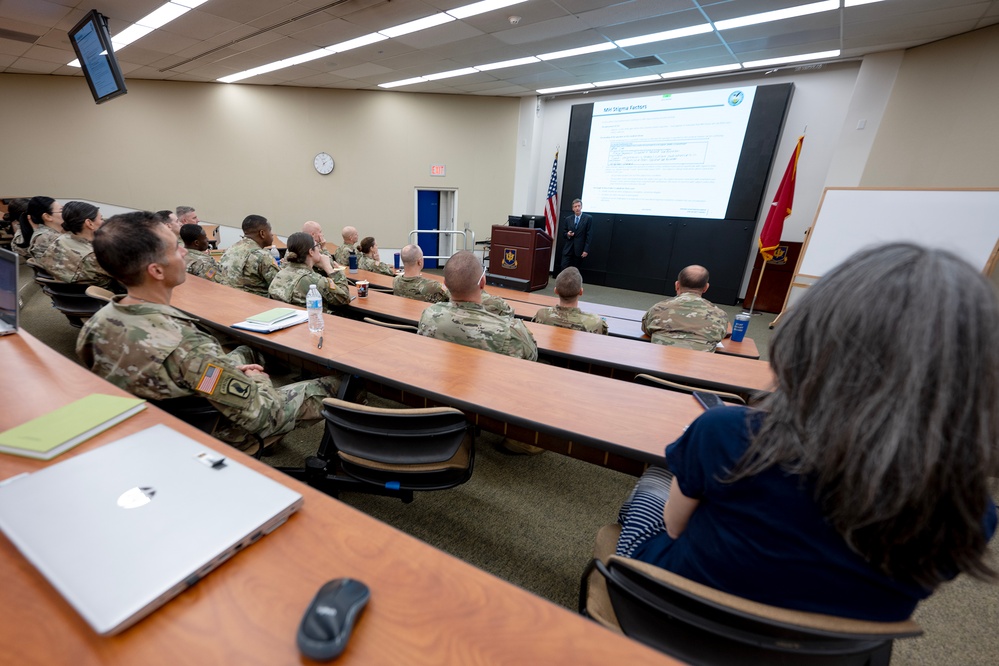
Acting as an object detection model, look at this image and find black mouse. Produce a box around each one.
[297,578,371,661]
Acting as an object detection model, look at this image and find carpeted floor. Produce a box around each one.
[16,263,999,664]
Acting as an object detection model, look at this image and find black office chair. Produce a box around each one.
[580,524,922,666]
[152,395,223,437]
[35,277,106,327]
[279,397,474,503]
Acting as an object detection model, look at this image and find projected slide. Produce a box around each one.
[581,87,757,219]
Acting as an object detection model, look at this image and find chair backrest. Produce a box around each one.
[152,395,222,435]
[321,397,468,466]
[592,555,922,666]
[633,373,747,405]
[362,317,418,333]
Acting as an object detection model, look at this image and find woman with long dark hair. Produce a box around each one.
[24,196,63,260]
[614,243,998,621]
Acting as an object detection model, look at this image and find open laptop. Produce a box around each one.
[0,247,18,336]
[0,424,303,635]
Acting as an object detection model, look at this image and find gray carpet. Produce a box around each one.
[17,263,999,664]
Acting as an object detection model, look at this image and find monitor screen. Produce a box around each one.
[68,10,127,105]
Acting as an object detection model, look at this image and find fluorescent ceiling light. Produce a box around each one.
[447,0,529,20]
[660,63,743,79]
[379,77,428,89]
[845,0,886,5]
[137,3,189,30]
[593,75,662,87]
[537,42,616,61]
[475,56,540,71]
[615,24,713,48]
[537,83,596,94]
[379,14,454,38]
[714,0,838,31]
[743,49,840,68]
[281,49,331,67]
[326,33,386,54]
[423,67,479,81]
[172,0,209,8]
[110,24,155,49]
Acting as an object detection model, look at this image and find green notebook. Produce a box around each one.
[0,394,146,460]
[245,307,299,324]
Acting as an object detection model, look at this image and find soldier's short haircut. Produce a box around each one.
[93,211,165,287]
[401,244,422,265]
[359,236,376,255]
[175,206,195,218]
[341,226,357,243]
[285,232,315,263]
[242,214,269,234]
[443,250,482,296]
[555,267,583,298]
[179,223,206,246]
[61,201,100,234]
[678,265,709,290]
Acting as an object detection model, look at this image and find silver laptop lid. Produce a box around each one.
[0,247,17,335]
[0,424,303,635]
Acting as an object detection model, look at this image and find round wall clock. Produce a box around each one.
[314,152,335,175]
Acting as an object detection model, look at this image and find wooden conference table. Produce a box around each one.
[343,285,774,398]
[0,330,680,665]
[171,276,706,469]
[354,268,761,358]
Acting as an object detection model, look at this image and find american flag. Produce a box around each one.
[543,150,559,237]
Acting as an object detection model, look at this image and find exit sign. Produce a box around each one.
[430,164,446,177]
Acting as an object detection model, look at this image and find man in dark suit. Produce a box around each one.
[559,198,592,271]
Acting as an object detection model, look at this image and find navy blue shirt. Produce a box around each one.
[633,406,997,621]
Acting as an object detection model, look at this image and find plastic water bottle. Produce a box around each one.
[306,284,324,334]
[269,246,281,266]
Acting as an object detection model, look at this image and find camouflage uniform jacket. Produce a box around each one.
[532,305,608,335]
[418,300,538,361]
[37,234,113,288]
[358,253,396,276]
[481,292,513,317]
[28,225,60,260]
[642,291,727,352]
[333,242,357,265]
[268,261,350,311]
[393,274,449,303]
[76,296,337,439]
[185,248,224,283]
[220,237,278,296]
[10,227,29,259]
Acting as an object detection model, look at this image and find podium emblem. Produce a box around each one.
[502,248,518,269]
[768,245,788,265]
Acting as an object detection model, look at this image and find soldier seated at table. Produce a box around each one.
[642,265,730,352]
[532,267,607,335]
[269,232,350,312]
[38,200,118,290]
[220,214,279,297]
[357,236,397,276]
[393,244,448,303]
[302,220,341,274]
[77,211,342,455]
[180,223,224,283]
[333,225,359,265]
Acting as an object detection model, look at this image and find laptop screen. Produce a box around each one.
[0,247,17,334]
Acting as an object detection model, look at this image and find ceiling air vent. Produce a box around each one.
[0,28,41,44]
[618,56,663,69]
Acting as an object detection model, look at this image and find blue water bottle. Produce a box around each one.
[730,312,750,342]
[348,252,358,273]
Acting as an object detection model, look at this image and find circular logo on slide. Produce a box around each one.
[728,90,745,106]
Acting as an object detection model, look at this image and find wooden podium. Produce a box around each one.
[486,225,551,292]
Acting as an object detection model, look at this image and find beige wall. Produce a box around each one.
[862,23,999,187]
[0,75,520,244]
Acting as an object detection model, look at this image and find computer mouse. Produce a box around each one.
[296,578,371,661]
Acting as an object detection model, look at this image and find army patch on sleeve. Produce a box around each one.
[220,376,251,399]
[196,363,223,395]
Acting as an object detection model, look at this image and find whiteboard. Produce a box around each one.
[778,188,999,318]
[799,188,999,276]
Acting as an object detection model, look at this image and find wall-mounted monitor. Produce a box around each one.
[68,10,127,105]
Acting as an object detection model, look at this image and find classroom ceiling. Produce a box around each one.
[1,0,997,97]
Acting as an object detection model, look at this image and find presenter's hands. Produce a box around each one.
[581,251,588,258]
[567,230,574,238]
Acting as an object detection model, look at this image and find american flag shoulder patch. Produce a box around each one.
[196,363,223,395]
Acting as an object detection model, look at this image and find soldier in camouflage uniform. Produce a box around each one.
[642,265,729,352]
[269,232,350,311]
[532,267,608,335]
[180,223,224,283]
[6,198,31,260]
[333,225,359,265]
[25,196,64,260]
[302,221,341,270]
[418,250,537,361]
[77,212,341,452]
[220,214,279,296]
[358,236,397,276]
[393,244,449,303]
[38,201,115,289]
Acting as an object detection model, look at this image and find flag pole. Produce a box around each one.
[746,259,767,315]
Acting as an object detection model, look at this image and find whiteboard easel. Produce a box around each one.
[773,188,999,326]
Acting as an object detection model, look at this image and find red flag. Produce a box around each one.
[543,150,558,237]
[759,136,803,262]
